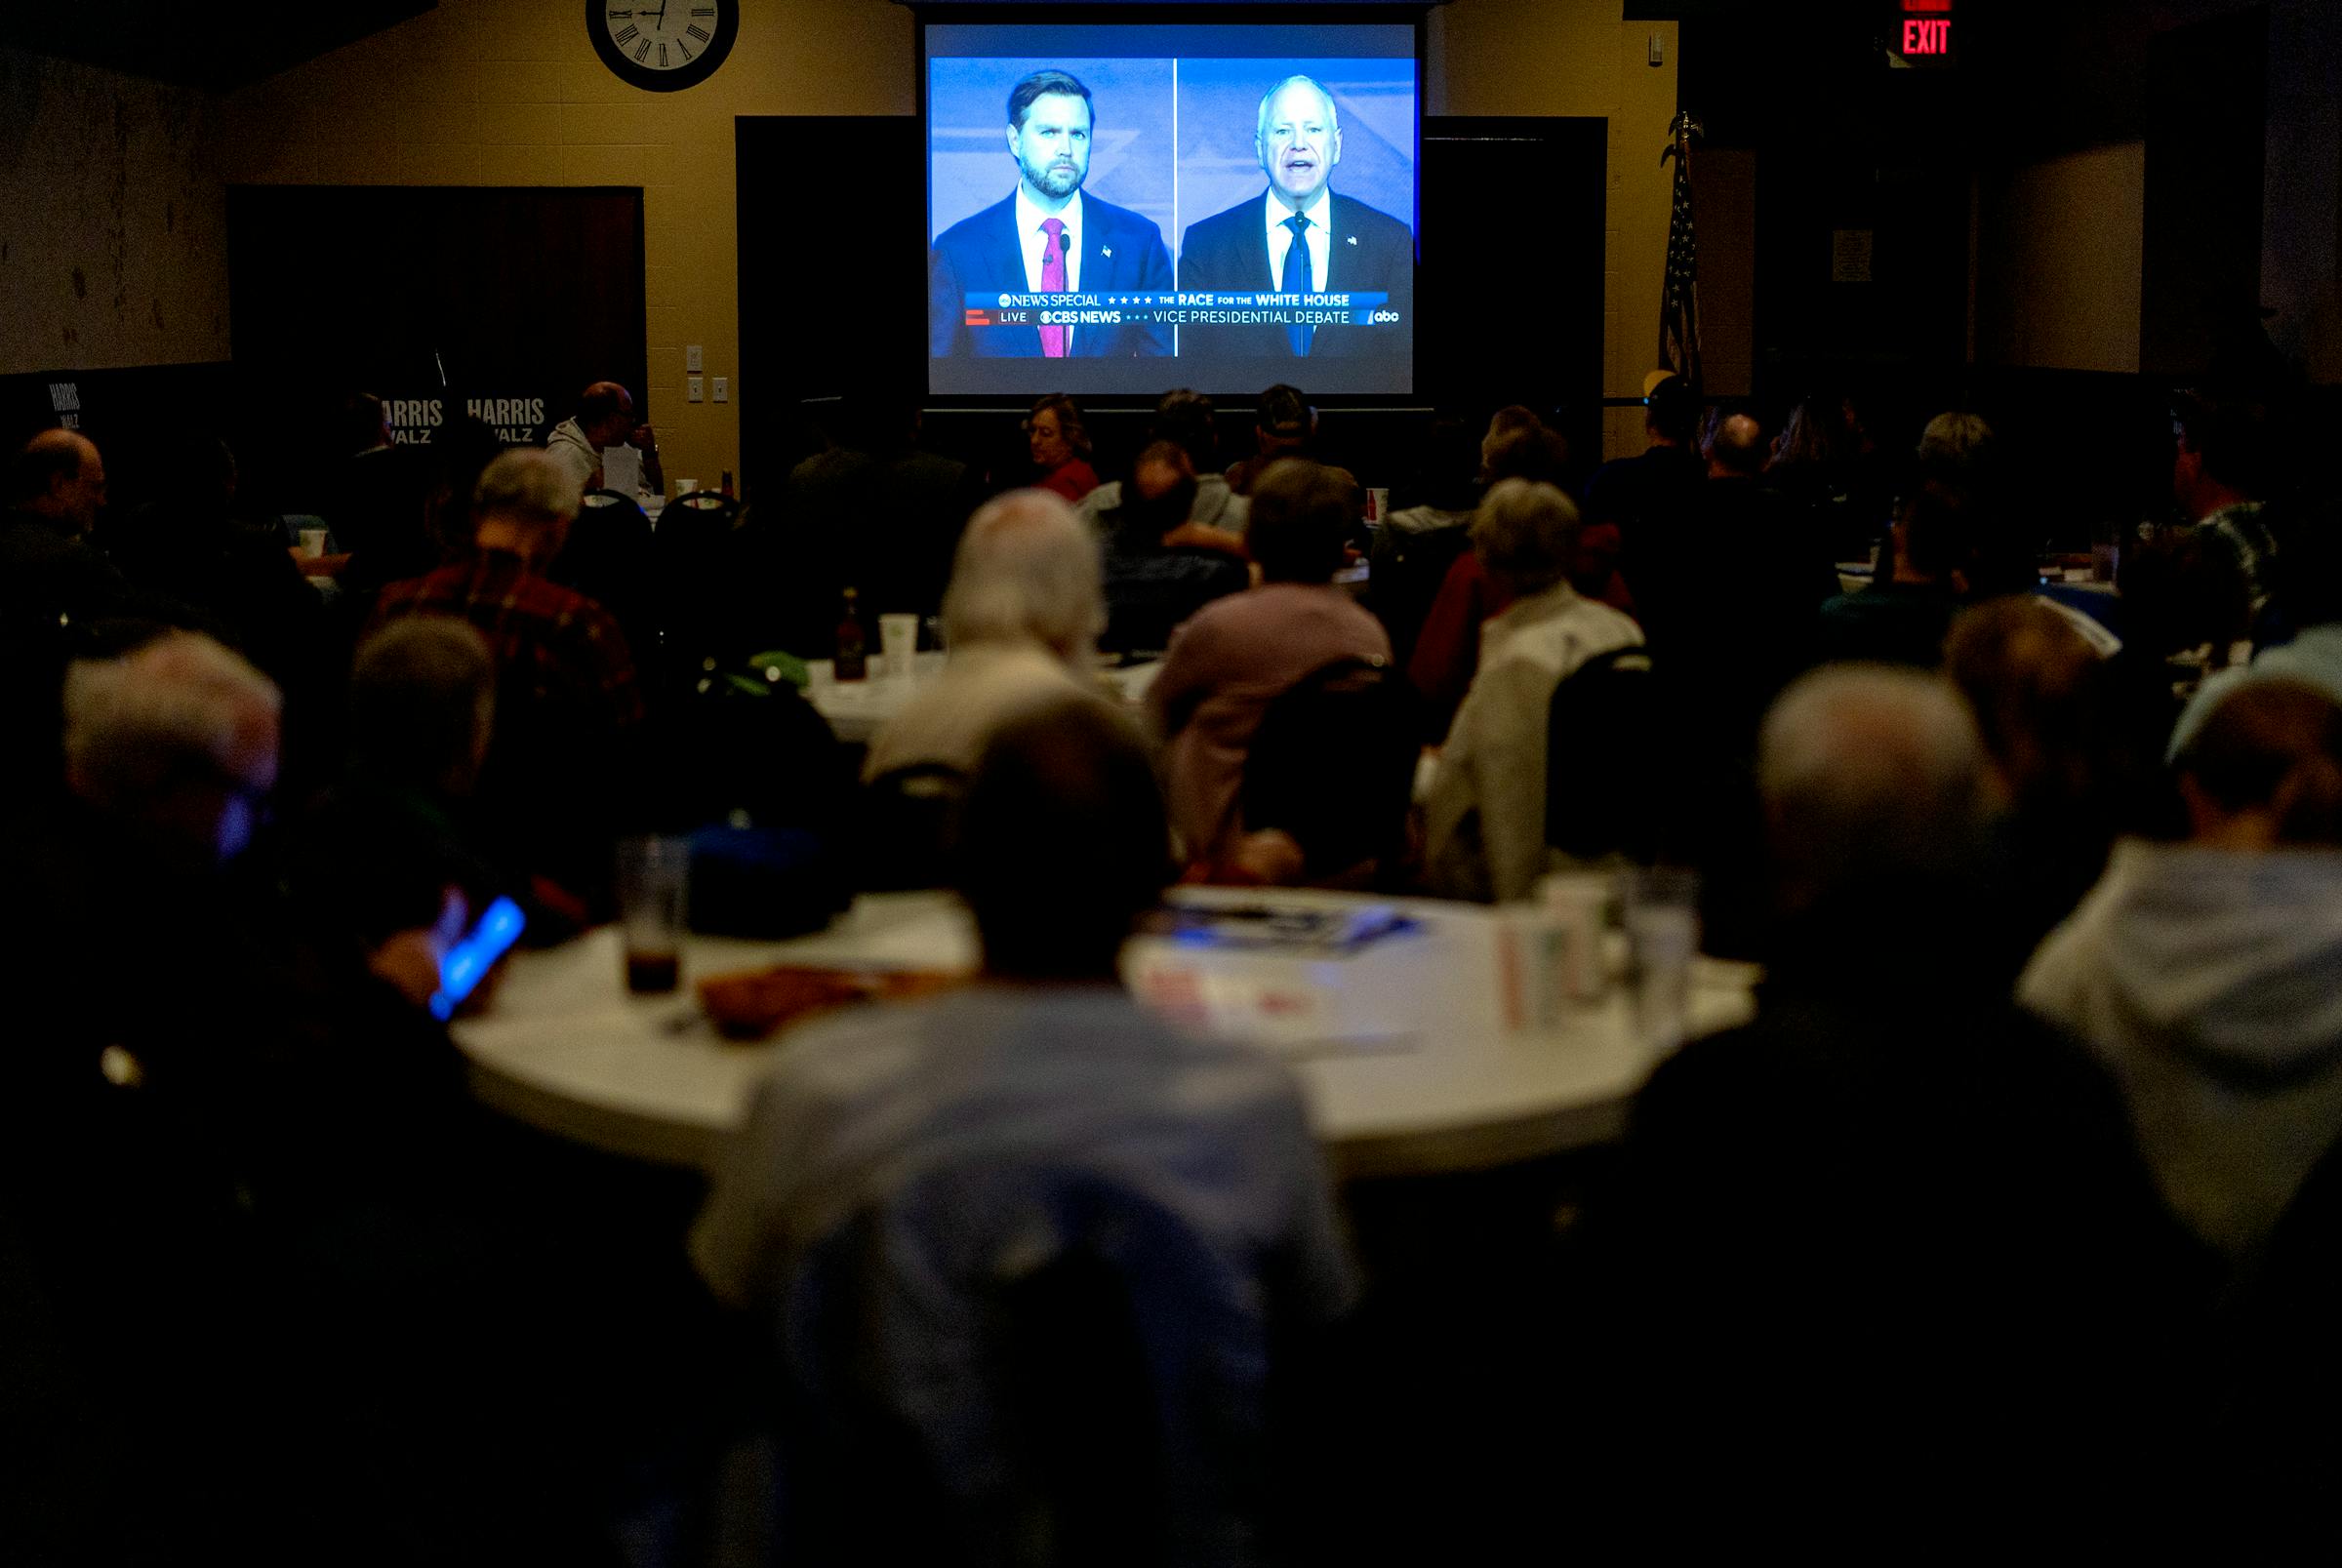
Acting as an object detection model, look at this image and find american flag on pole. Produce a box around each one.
[1658,111,1704,395]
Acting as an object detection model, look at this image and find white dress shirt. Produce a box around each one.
[1264,186,1334,295]
[1015,184,1083,355]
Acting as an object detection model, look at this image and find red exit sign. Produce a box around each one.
[1902,17,1952,53]
[1893,0,1955,64]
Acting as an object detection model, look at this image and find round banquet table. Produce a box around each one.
[452,887,1757,1181]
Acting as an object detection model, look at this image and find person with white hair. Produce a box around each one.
[63,630,282,870]
[1175,73,1416,359]
[1422,477,1642,902]
[1573,663,2192,1546]
[862,488,1112,781]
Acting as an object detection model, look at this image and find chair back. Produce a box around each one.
[666,488,740,529]
[858,762,970,891]
[1240,655,1421,880]
[1366,521,1474,671]
[651,496,740,665]
[1545,643,1674,864]
[774,1156,1268,1566]
[556,490,656,644]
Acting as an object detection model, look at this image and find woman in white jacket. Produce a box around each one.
[2020,678,2342,1256]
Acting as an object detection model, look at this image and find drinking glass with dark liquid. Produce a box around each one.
[616,835,690,994]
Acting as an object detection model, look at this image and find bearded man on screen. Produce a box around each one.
[928,69,1175,360]
[1177,74,1416,360]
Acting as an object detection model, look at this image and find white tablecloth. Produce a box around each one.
[454,888,1756,1179]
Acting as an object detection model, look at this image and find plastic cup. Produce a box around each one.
[1624,867,1700,1051]
[616,835,690,994]
[879,613,919,679]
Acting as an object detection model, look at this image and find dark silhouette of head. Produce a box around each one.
[958,700,1169,981]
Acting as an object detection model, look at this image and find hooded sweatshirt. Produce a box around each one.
[2020,839,2342,1254]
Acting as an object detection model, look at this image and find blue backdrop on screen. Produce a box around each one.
[929,58,1176,248]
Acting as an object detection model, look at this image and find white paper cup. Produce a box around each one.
[299,527,329,558]
[1539,870,1615,1003]
[1367,487,1391,525]
[878,613,919,678]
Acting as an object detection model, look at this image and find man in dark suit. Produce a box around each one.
[1177,75,1415,360]
[928,70,1173,360]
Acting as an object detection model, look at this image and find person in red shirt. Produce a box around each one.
[1025,393,1100,503]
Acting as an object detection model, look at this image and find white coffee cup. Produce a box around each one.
[299,527,329,558]
[878,613,919,678]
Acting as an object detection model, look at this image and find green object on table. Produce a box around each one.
[747,651,811,692]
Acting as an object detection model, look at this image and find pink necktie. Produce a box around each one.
[1039,217,1068,358]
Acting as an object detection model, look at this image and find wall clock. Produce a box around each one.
[589,0,738,92]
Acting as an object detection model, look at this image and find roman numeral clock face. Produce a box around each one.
[589,0,738,92]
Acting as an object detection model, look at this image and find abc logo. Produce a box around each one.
[1371,309,1399,323]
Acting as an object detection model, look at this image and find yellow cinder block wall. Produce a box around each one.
[6,1,1678,474]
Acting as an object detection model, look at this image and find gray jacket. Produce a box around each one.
[2021,839,2342,1253]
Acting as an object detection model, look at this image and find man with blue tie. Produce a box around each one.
[928,70,1175,360]
[1177,75,1416,361]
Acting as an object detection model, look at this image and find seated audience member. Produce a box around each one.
[545,380,665,501]
[0,631,299,1558]
[1099,440,1252,658]
[1,428,157,807]
[1814,478,1967,667]
[774,388,984,646]
[1578,666,2200,1545]
[864,490,1111,781]
[1422,479,1643,902]
[1026,392,1100,503]
[372,448,644,905]
[1761,396,1840,512]
[3,426,161,639]
[331,392,437,589]
[1947,597,2171,953]
[289,616,513,959]
[1406,414,1595,739]
[1670,412,1840,743]
[1077,388,1250,536]
[2168,496,2342,755]
[1370,414,1484,669]
[1149,459,1391,865]
[1582,374,1705,621]
[419,415,506,568]
[1224,382,1314,497]
[2022,679,2342,1258]
[691,700,1354,1562]
[2170,387,2278,628]
[101,436,331,744]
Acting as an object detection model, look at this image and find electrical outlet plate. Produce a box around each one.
[687,376,705,403]
[686,344,704,372]
[712,378,729,403]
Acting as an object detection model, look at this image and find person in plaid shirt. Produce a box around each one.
[372,448,642,906]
